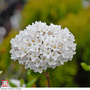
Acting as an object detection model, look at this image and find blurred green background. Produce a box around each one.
[0,0,90,87]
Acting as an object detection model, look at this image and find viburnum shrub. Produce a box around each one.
[10,21,76,87]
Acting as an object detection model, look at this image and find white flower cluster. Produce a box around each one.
[10,21,76,73]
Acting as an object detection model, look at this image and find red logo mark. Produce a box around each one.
[1,80,8,87]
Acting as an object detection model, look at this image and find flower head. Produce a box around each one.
[10,21,76,73]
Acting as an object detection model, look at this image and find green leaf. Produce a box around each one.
[27,69,41,77]
[0,71,3,75]
[88,65,90,70]
[8,80,17,87]
[26,78,37,87]
[81,62,90,71]
[20,78,25,87]
[46,67,57,73]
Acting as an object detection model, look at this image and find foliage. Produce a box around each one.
[0,30,27,84]
[0,71,3,75]
[26,78,37,87]
[58,8,90,64]
[27,69,41,77]
[81,62,90,71]
[21,0,82,29]
[8,80,17,87]
[35,60,77,87]
[0,30,18,72]
[57,7,90,86]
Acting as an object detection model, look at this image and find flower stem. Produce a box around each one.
[43,72,50,87]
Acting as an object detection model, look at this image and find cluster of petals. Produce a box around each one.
[10,21,76,73]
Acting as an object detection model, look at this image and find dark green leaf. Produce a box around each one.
[27,69,41,77]
[26,78,37,87]
[46,67,57,73]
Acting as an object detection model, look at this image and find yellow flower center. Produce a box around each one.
[47,52,50,55]
[24,51,27,54]
[21,47,23,49]
[54,46,56,49]
[43,57,46,61]
[41,30,43,32]
[32,40,35,43]
[53,54,55,56]
[28,44,31,46]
